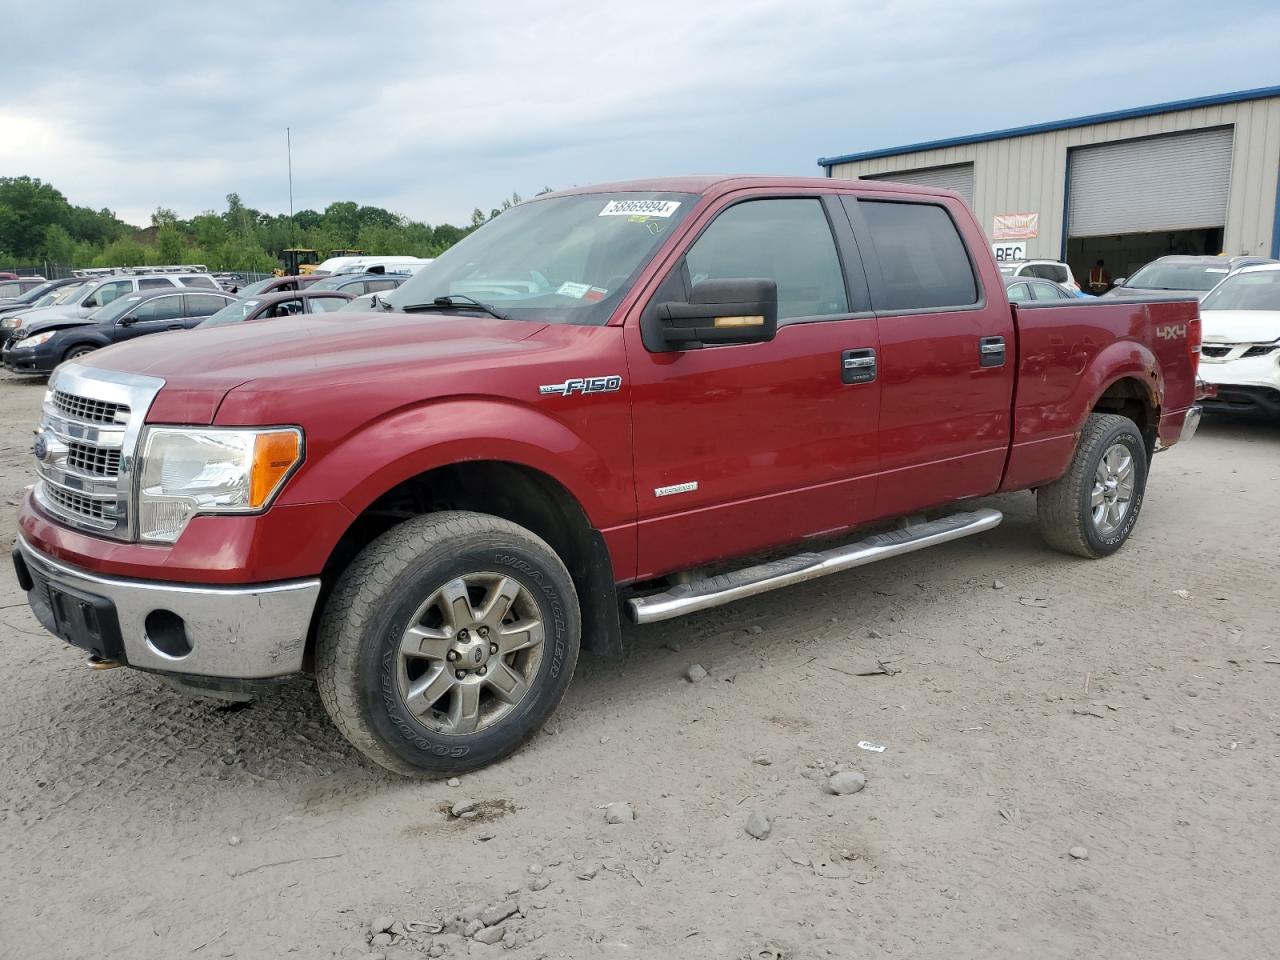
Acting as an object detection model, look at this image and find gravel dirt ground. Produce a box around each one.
[0,368,1276,960]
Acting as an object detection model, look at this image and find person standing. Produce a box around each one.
[1087,259,1112,295]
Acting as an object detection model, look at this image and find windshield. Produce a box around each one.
[91,294,147,323]
[1125,260,1230,291]
[383,191,697,324]
[1200,269,1280,312]
[199,299,260,327]
[49,282,86,305]
[236,277,279,298]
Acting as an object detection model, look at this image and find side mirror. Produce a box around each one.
[118,316,136,327]
[1113,277,1126,287]
[654,278,778,349]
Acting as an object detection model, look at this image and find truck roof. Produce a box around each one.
[546,175,952,200]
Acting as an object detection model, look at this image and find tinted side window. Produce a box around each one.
[131,296,184,322]
[182,276,218,289]
[685,198,848,321]
[138,278,173,290]
[1006,283,1031,303]
[309,297,346,313]
[1030,282,1065,301]
[854,200,978,311]
[184,294,231,317]
[365,278,399,292]
[1026,264,1068,283]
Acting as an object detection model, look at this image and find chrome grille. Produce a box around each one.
[52,390,130,425]
[65,442,122,477]
[34,367,164,540]
[43,485,111,524]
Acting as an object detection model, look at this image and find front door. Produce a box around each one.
[114,293,186,342]
[625,193,881,581]
[840,195,1016,519]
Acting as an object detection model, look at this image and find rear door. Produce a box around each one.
[841,194,1015,518]
[626,191,881,579]
[181,293,234,327]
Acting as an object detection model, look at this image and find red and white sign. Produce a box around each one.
[993,213,1039,240]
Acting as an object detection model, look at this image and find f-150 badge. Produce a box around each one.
[539,376,622,397]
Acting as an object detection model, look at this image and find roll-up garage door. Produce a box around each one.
[1068,127,1233,237]
[863,163,974,206]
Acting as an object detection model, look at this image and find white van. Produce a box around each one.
[333,256,433,276]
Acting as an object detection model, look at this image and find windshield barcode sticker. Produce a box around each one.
[599,199,681,218]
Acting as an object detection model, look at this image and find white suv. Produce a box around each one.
[1198,263,1280,417]
[997,260,1081,294]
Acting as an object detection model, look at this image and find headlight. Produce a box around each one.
[14,331,55,349]
[137,427,303,543]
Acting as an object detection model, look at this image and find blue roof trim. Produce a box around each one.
[818,85,1280,168]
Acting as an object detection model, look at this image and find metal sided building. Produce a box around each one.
[818,86,1280,282]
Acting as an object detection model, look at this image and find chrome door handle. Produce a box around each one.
[841,348,877,384]
[979,336,1006,367]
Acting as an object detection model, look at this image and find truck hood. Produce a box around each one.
[1201,309,1280,344]
[82,310,550,423]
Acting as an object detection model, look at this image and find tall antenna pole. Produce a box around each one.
[287,127,295,244]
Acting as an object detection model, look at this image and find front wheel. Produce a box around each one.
[316,511,580,777]
[1036,413,1148,559]
[63,344,97,363]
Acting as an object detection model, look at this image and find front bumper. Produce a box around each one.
[2,341,56,375]
[13,535,321,679]
[1198,354,1280,416]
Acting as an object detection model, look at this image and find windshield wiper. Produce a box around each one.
[400,295,511,321]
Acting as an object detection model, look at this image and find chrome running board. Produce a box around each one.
[627,508,1003,624]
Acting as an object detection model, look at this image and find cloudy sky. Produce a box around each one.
[4,0,1278,227]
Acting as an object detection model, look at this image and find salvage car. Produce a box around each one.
[1197,263,1280,417]
[1003,275,1076,302]
[0,276,48,300]
[306,271,408,297]
[3,289,235,374]
[233,274,326,298]
[0,277,83,316]
[1,272,220,345]
[998,259,1081,294]
[197,290,354,327]
[1105,254,1274,300]
[12,176,1202,778]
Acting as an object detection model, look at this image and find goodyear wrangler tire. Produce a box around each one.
[1036,413,1148,559]
[316,511,581,777]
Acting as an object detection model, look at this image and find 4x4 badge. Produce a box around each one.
[539,376,622,397]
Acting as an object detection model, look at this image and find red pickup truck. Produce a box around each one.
[13,176,1202,776]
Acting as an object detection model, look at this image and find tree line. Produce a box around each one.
[0,176,542,273]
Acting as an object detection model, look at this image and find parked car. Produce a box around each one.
[997,259,1081,294]
[233,274,326,299]
[0,277,83,316]
[198,290,354,327]
[306,272,408,296]
[1104,255,1275,300]
[0,276,49,301]
[1003,275,1077,303]
[1195,263,1280,417]
[3,289,236,375]
[11,175,1202,778]
[1,272,218,345]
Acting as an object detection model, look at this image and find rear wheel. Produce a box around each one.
[316,511,580,777]
[1036,413,1148,558]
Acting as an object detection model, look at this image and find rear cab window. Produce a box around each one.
[845,198,979,311]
